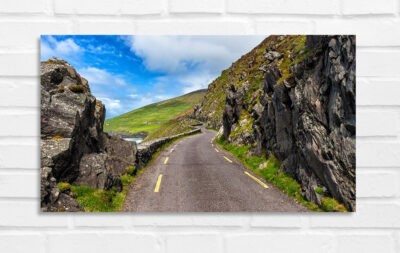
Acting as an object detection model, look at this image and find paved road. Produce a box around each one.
[123,128,307,212]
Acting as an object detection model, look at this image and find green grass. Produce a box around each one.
[58,133,199,212]
[57,165,139,212]
[104,89,206,136]
[69,185,125,212]
[144,107,198,141]
[321,197,347,212]
[216,137,347,212]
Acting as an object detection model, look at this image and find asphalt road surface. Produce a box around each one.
[123,128,307,212]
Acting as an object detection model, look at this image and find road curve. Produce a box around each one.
[123,128,307,212]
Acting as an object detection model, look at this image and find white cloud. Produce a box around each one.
[128,93,139,98]
[125,35,266,93]
[98,97,122,117]
[78,67,127,87]
[41,36,83,60]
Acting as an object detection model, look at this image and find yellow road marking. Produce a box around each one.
[223,156,232,163]
[164,157,169,164]
[170,148,174,153]
[214,148,219,153]
[244,171,269,189]
[154,174,163,192]
[211,144,214,147]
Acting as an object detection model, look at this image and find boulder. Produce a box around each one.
[40,58,137,211]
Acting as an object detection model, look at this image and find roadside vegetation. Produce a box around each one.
[216,136,347,212]
[57,165,138,212]
[104,89,206,137]
[56,132,200,212]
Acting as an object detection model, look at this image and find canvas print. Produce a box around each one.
[40,35,355,212]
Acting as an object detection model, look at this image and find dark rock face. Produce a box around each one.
[219,36,356,210]
[40,59,137,211]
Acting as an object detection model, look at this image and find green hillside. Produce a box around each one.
[104,89,206,137]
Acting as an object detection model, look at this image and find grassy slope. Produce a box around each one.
[197,36,310,129]
[104,89,206,136]
[201,35,347,211]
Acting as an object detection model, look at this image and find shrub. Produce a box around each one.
[57,182,71,193]
[51,135,64,140]
[69,85,84,93]
[314,186,324,195]
[126,165,136,176]
[58,85,65,93]
[120,174,135,187]
[70,185,124,212]
[321,197,347,212]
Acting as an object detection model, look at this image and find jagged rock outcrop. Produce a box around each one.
[40,59,137,211]
[197,36,356,211]
[252,36,355,210]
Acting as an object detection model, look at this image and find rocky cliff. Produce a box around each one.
[40,59,137,211]
[194,36,355,211]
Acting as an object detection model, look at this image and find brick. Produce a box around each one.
[314,18,400,46]
[48,233,160,253]
[73,215,131,227]
[356,110,398,137]
[131,214,247,227]
[0,201,68,227]
[0,53,38,76]
[358,78,400,105]
[357,171,399,198]
[310,203,400,227]
[0,113,39,136]
[0,21,73,49]
[0,0,47,14]
[358,50,400,77]
[225,233,334,253]
[55,0,163,15]
[255,20,314,34]
[169,0,224,13]
[191,214,249,227]
[227,0,340,14]
[0,172,38,198]
[54,0,121,15]
[336,234,396,253]
[0,234,45,253]
[131,215,193,226]
[76,20,135,34]
[121,0,164,15]
[166,234,222,253]
[0,145,38,169]
[0,79,38,107]
[357,142,400,167]
[342,0,395,15]
[250,214,303,228]
[135,20,253,34]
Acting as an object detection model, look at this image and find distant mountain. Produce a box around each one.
[104,89,206,140]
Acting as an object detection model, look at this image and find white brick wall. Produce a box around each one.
[0,0,399,252]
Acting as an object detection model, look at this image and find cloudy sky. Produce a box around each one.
[41,35,266,118]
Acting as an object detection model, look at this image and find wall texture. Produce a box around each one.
[0,0,399,252]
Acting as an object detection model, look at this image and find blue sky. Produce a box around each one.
[41,35,265,118]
